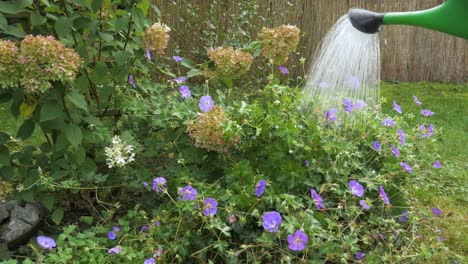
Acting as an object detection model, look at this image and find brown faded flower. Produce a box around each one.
[186,106,239,153]
[143,22,170,56]
[204,47,253,83]
[0,40,20,89]
[258,25,300,64]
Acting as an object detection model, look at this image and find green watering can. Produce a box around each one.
[348,0,468,39]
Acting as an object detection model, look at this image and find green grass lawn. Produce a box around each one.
[381,82,467,261]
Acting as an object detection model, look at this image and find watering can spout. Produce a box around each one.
[348,0,468,39]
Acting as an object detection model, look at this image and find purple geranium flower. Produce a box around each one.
[179,185,197,201]
[401,210,408,222]
[391,145,400,158]
[144,258,156,264]
[413,96,422,106]
[179,85,191,99]
[325,108,338,123]
[203,197,218,216]
[379,186,390,205]
[153,177,167,192]
[36,236,56,250]
[373,140,381,151]
[420,124,434,138]
[304,160,310,167]
[347,76,360,89]
[438,236,444,242]
[400,162,412,173]
[431,207,442,217]
[393,100,402,114]
[287,230,308,251]
[355,252,365,260]
[255,179,267,197]
[381,118,395,127]
[421,109,434,116]
[129,74,136,88]
[343,98,353,113]
[397,128,406,145]
[359,200,370,210]
[141,225,148,232]
[349,180,364,197]
[108,246,122,254]
[173,76,186,84]
[353,100,367,110]
[142,182,149,187]
[173,56,183,63]
[262,211,282,232]
[433,160,441,168]
[113,226,120,232]
[310,189,326,210]
[107,231,116,240]
[153,249,163,258]
[199,95,215,112]
[279,65,289,74]
[146,49,151,60]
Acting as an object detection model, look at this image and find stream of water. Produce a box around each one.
[302,15,380,114]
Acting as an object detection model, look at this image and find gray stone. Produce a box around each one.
[5,201,23,212]
[0,204,8,222]
[10,204,39,225]
[1,218,31,241]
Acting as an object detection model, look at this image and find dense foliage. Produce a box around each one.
[0,0,452,263]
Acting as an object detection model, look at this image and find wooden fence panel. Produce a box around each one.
[152,0,467,82]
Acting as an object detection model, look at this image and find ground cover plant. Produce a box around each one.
[0,0,465,263]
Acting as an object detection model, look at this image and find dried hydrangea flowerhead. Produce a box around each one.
[204,47,253,82]
[0,40,20,89]
[186,106,239,153]
[143,22,170,56]
[104,135,136,168]
[19,35,83,93]
[258,25,300,64]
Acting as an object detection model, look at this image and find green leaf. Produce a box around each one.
[90,0,102,13]
[89,61,108,84]
[181,59,196,69]
[0,14,7,30]
[0,1,21,14]
[0,145,9,165]
[55,17,73,36]
[113,50,130,66]
[30,12,46,26]
[98,32,114,43]
[65,124,82,147]
[66,90,88,112]
[73,75,89,92]
[14,0,33,9]
[67,146,86,165]
[51,207,64,225]
[19,101,37,119]
[16,119,35,140]
[136,0,150,15]
[40,101,63,122]
[2,25,26,38]
[131,7,146,31]
[41,194,55,210]
[187,69,203,78]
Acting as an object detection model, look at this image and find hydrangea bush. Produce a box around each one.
[0,1,452,263]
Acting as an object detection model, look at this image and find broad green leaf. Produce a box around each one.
[114,15,129,32]
[131,7,146,31]
[0,1,21,14]
[74,75,89,92]
[136,0,150,15]
[2,25,26,38]
[55,17,72,36]
[90,0,102,13]
[187,69,203,78]
[52,207,64,225]
[65,124,82,147]
[14,0,33,9]
[19,101,37,119]
[40,101,63,122]
[0,14,7,30]
[66,90,88,112]
[16,119,35,140]
[89,61,108,84]
[0,132,10,145]
[0,145,9,165]
[41,194,55,210]
[67,146,86,165]
[113,50,130,66]
[181,59,196,69]
[98,32,114,43]
[30,12,46,26]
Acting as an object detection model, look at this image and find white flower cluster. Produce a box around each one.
[105,136,135,168]
[151,22,171,33]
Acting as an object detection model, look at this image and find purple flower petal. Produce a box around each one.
[255,179,267,197]
[413,96,422,106]
[108,246,122,254]
[381,118,395,127]
[373,140,381,151]
[36,236,56,250]
[349,180,364,197]
[262,211,282,232]
[279,65,289,75]
[379,186,390,205]
[433,160,441,168]
[431,207,442,217]
[199,95,215,112]
[401,210,408,222]
[325,108,338,123]
[393,100,402,114]
[400,162,412,173]
[173,56,183,63]
[144,258,156,264]
[179,185,197,201]
[203,197,218,216]
[107,231,116,240]
[310,189,326,210]
[129,75,136,88]
[359,200,370,210]
[343,98,353,113]
[153,177,167,193]
[173,76,186,84]
[287,230,308,251]
[391,145,400,158]
[421,109,434,116]
[179,85,191,99]
[146,49,152,60]
[355,252,365,259]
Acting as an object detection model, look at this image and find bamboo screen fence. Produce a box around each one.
[153,0,467,82]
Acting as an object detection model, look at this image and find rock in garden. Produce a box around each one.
[0,204,9,222]
[1,218,31,242]
[10,204,40,225]
[5,201,23,212]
